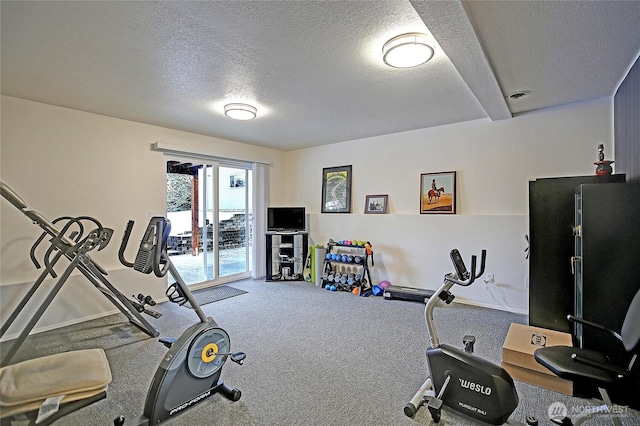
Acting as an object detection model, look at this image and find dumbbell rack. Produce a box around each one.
[320,241,373,295]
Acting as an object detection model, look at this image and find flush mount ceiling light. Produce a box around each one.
[382,33,434,68]
[224,103,257,120]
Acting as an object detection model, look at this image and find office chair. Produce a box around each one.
[534,287,640,426]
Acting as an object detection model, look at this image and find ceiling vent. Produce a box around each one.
[506,90,531,101]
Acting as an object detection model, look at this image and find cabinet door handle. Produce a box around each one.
[571,256,581,274]
[572,225,582,237]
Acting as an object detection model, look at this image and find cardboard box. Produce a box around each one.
[502,323,574,395]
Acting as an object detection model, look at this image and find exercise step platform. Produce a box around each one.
[383,285,434,303]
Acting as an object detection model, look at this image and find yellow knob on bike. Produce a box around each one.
[201,343,219,362]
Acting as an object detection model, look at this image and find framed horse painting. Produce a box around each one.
[420,171,456,214]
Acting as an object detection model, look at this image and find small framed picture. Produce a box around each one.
[420,171,456,214]
[365,195,388,214]
[321,165,352,213]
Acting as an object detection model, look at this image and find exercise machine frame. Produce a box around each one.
[0,182,159,368]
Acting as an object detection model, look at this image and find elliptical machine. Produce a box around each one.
[114,217,246,426]
[405,249,536,425]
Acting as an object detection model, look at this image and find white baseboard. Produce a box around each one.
[453,297,528,315]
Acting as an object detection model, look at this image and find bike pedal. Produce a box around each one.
[231,352,246,365]
[159,337,177,348]
[427,398,443,423]
[427,397,442,410]
[551,417,573,426]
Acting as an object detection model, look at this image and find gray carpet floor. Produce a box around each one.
[2,278,638,425]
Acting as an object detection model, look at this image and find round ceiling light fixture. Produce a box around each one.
[382,33,434,68]
[224,103,257,120]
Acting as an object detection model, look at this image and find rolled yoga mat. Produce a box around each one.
[314,246,327,286]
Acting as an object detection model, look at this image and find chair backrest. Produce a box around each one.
[621,287,640,353]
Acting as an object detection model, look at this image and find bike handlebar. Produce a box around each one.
[445,249,486,287]
[152,220,171,278]
[119,218,172,278]
[118,220,135,268]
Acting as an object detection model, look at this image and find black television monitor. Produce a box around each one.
[267,207,306,232]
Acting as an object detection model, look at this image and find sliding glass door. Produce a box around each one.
[218,166,251,277]
[166,159,252,287]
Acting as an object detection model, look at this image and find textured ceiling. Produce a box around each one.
[2,1,639,151]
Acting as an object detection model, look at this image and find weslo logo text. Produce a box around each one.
[459,378,492,395]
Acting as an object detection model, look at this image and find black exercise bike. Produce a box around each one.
[405,249,536,425]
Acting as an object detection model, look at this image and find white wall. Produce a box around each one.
[0,95,615,339]
[285,98,615,313]
[0,96,285,338]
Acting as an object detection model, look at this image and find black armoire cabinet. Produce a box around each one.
[574,183,640,406]
[574,183,640,364]
[528,174,625,333]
